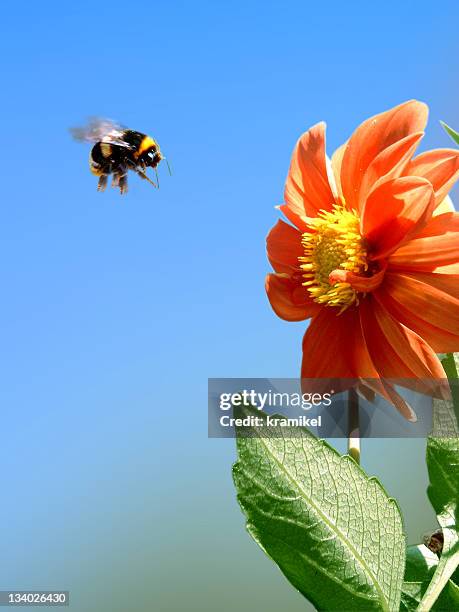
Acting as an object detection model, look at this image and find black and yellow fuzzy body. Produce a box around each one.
[70,120,165,195]
[89,131,162,194]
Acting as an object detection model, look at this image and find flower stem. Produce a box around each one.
[348,388,360,464]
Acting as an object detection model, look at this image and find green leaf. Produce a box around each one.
[438,353,459,423]
[232,405,405,611]
[440,121,459,147]
[418,354,459,609]
[404,544,439,581]
[400,545,459,611]
[428,355,459,524]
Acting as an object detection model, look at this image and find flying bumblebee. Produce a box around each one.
[70,118,169,194]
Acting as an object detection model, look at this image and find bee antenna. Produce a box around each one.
[164,158,172,176]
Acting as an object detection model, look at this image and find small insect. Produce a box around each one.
[70,118,169,194]
[423,529,444,556]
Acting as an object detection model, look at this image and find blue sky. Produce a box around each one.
[0,2,458,610]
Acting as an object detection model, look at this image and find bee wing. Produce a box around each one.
[70,117,132,148]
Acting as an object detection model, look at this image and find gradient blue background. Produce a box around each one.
[0,1,458,610]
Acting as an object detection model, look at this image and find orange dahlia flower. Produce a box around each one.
[266,101,459,420]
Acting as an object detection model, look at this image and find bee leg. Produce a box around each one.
[118,172,128,195]
[135,168,158,188]
[97,174,109,192]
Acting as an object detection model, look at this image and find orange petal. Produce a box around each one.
[377,293,459,354]
[266,273,321,321]
[360,296,447,398]
[416,211,459,238]
[361,378,417,421]
[407,148,459,208]
[388,212,459,270]
[361,176,435,260]
[434,263,459,274]
[301,305,417,420]
[383,272,459,327]
[434,195,455,216]
[331,142,346,201]
[278,203,310,232]
[329,266,386,292]
[266,219,303,274]
[358,131,424,206]
[301,307,376,378]
[391,269,459,299]
[340,100,428,210]
[376,272,459,352]
[284,122,336,219]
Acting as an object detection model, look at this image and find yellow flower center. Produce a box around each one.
[299,204,368,313]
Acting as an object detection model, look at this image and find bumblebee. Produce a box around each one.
[70,118,168,194]
[423,529,444,556]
